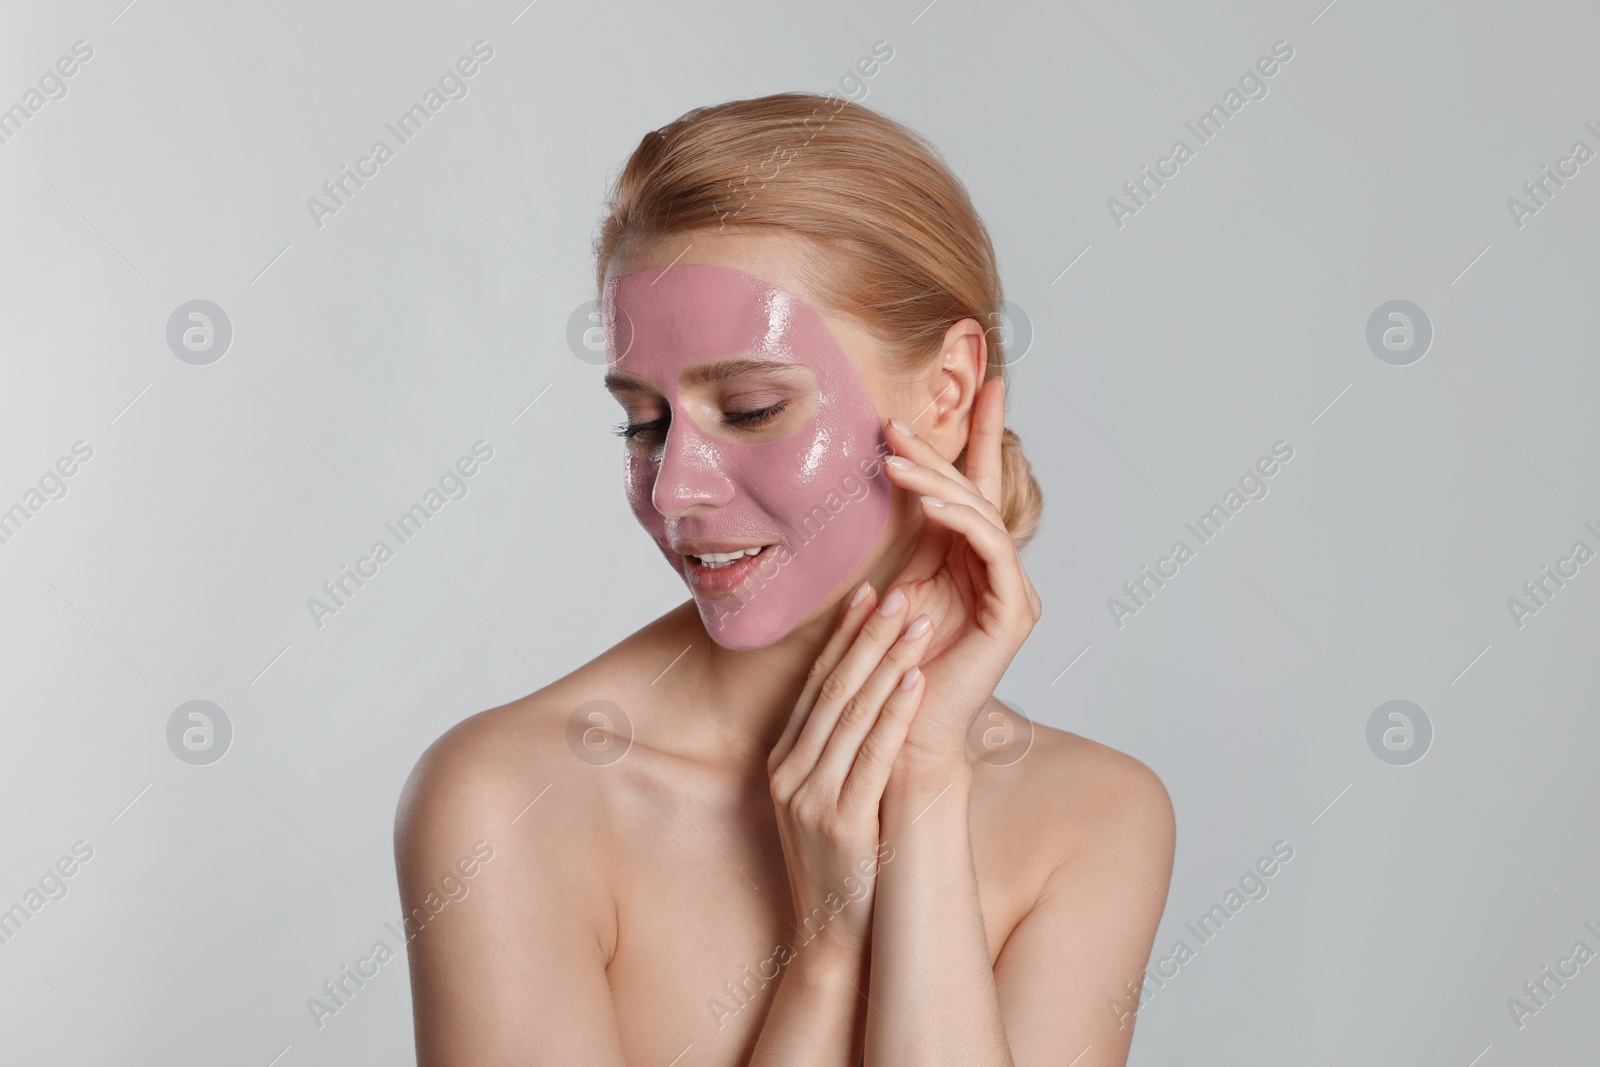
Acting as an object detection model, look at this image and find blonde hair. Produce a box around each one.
[593,92,1042,549]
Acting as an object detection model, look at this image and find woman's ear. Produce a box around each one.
[915,317,987,462]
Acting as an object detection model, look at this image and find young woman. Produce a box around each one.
[396,93,1174,1067]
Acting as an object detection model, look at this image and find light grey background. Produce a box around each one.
[2,0,1596,1063]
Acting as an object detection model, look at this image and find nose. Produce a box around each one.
[652,414,736,518]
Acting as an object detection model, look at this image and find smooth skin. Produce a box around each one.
[395,230,1175,1067]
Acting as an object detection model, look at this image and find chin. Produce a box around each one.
[698,610,788,651]
[693,593,812,651]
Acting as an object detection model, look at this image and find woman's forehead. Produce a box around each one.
[604,263,847,377]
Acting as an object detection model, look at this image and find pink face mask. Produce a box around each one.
[602,263,892,651]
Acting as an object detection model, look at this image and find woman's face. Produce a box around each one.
[601,233,906,650]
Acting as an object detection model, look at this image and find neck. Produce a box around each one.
[661,536,916,772]
[667,600,844,769]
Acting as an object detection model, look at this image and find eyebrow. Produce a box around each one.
[603,371,650,394]
[681,358,805,388]
[604,358,806,394]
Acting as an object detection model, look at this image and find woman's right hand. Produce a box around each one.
[766,582,934,967]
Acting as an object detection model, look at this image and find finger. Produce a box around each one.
[962,377,1007,510]
[1005,544,1039,609]
[893,508,953,586]
[782,587,913,773]
[840,661,926,812]
[791,580,879,717]
[1019,564,1043,619]
[809,611,935,793]
[772,580,877,769]
[884,453,1006,532]
[916,497,1030,614]
[769,580,877,769]
[886,417,983,501]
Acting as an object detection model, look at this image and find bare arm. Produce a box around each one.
[745,941,868,1067]
[868,758,1006,1065]
[989,758,1175,1066]
[863,385,1175,1065]
[395,719,629,1066]
[752,578,939,1066]
[868,751,1174,1067]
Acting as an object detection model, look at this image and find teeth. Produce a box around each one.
[692,546,766,567]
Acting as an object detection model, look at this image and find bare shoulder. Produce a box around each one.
[394,606,699,886]
[974,714,1176,900]
[1037,722,1173,853]
[394,687,580,852]
[392,664,649,983]
[393,629,685,1063]
[395,606,692,842]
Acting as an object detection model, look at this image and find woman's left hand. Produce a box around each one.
[878,376,1043,772]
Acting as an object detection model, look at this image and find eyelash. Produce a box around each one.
[613,402,788,439]
[613,418,664,440]
[724,401,787,427]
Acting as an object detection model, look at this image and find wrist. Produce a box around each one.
[884,751,973,817]
[779,929,867,989]
[892,737,975,786]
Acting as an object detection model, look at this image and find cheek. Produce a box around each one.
[734,390,889,530]
[734,422,844,510]
[623,454,658,524]
[798,380,882,486]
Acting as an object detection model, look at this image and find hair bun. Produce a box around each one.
[998,426,1042,550]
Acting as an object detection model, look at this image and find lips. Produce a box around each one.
[673,541,779,598]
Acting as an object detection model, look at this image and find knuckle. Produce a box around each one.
[817,671,850,707]
[852,620,885,649]
[857,733,889,767]
[861,610,901,644]
[884,688,917,719]
[769,762,801,800]
[788,785,821,822]
[877,705,913,736]
[795,793,841,837]
[839,694,875,728]
[768,776,792,807]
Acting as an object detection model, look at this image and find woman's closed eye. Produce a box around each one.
[723,401,787,428]
[607,384,668,443]
[613,415,667,441]
[614,400,791,442]
[685,360,819,443]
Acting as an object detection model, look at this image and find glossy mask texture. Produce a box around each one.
[604,263,892,650]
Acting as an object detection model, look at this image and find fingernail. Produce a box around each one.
[850,582,873,607]
[899,664,921,691]
[903,613,931,641]
[877,588,906,616]
[886,455,914,470]
[921,495,946,508]
[889,418,914,437]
